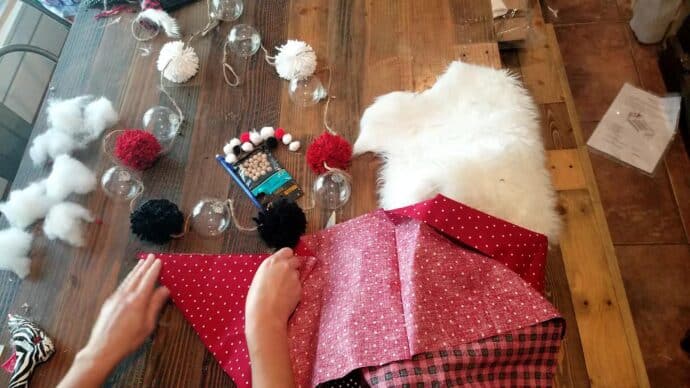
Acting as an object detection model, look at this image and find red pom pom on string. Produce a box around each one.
[115,129,162,170]
[275,127,286,140]
[305,132,353,174]
[240,132,251,143]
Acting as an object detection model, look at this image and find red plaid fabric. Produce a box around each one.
[359,319,564,387]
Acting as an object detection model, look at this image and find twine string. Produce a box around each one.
[226,199,257,231]
[222,42,241,87]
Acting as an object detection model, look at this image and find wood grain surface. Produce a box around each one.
[0,0,648,387]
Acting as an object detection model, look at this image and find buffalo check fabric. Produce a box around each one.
[140,195,561,387]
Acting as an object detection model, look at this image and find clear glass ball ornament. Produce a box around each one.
[313,170,351,210]
[143,106,180,153]
[132,15,161,41]
[227,24,261,57]
[210,0,243,21]
[190,198,231,238]
[288,75,328,107]
[101,166,144,202]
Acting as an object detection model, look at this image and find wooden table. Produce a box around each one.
[0,1,649,387]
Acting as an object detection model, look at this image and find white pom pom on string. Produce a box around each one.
[0,180,56,229]
[0,228,32,278]
[45,155,96,201]
[288,140,301,152]
[43,202,94,247]
[229,138,241,147]
[225,154,238,163]
[157,41,199,83]
[282,133,293,145]
[29,129,78,166]
[223,143,233,155]
[274,40,317,81]
[241,142,254,152]
[260,126,275,140]
[249,131,263,145]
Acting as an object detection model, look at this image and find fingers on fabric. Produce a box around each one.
[118,259,144,293]
[136,258,162,298]
[124,255,155,293]
[147,286,170,330]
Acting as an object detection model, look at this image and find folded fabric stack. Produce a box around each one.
[141,195,563,387]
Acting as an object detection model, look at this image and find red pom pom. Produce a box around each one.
[305,132,352,174]
[240,132,251,143]
[115,129,161,170]
[275,127,286,140]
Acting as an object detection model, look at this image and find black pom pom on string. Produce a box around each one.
[130,199,185,244]
[253,197,307,249]
[232,145,242,156]
[265,136,278,150]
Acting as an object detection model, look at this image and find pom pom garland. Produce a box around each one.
[249,131,263,145]
[130,199,184,244]
[288,141,301,152]
[282,133,293,145]
[232,145,242,155]
[229,138,241,147]
[260,126,275,139]
[158,41,199,83]
[115,129,162,171]
[254,198,307,248]
[275,127,286,140]
[225,154,238,163]
[240,132,251,143]
[305,132,353,174]
[265,137,278,149]
[274,40,317,81]
[241,142,254,152]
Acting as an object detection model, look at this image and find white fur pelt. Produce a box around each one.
[354,61,561,243]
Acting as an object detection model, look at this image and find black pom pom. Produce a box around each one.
[130,199,184,244]
[232,145,242,155]
[253,198,306,248]
[265,136,278,150]
[682,330,690,354]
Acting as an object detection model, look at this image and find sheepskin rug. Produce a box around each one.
[354,61,561,243]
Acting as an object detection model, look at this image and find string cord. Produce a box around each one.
[260,44,276,66]
[222,42,240,87]
[321,67,336,134]
[159,57,186,125]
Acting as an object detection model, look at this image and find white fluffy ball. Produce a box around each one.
[83,97,118,139]
[229,138,241,147]
[46,155,96,201]
[225,154,238,164]
[29,129,79,166]
[274,40,317,81]
[0,180,56,229]
[43,202,94,247]
[288,140,301,152]
[241,142,254,152]
[282,133,293,144]
[249,131,263,145]
[0,228,32,278]
[260,126,275,139]
[158,41,199,83]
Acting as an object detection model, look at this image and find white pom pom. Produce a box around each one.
[0,180,56,229]
[43,202,94,247]
[274,40,317,81]
[260,126,275,139]
[241,142,254,152]
[0,228,32,278]
[249,131,263,145]
[229,138,241,147]
[288,140,301,152]
[282,133,293,145]
[223,143,233,155]
[46,155,96,201]
[137,8,180,38]
[225,154,238,164]
[157,41,199,83]
[29,129,79,165]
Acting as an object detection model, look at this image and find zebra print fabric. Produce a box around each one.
[7,314,55,388]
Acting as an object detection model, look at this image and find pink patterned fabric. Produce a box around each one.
[140,195,560,387]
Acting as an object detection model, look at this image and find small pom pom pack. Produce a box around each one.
[216,128,303,209]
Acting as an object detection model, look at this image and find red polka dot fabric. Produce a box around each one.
[140,195,558,387]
